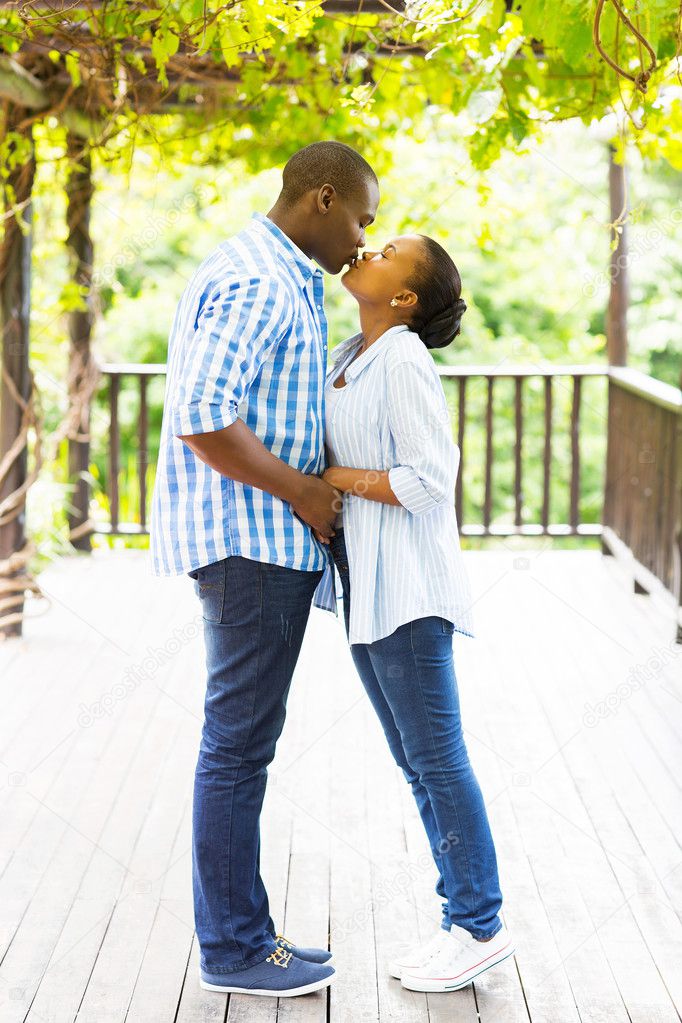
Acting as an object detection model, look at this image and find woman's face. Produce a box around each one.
[341,234,425,311]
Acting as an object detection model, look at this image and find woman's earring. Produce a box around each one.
[390,298,398,307]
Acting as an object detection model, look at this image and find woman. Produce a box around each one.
[316,235,515,992]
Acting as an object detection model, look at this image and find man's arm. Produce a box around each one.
[171,273,339,537]
[179,419,341,538]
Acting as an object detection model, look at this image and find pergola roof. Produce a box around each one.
[0,0,418,133]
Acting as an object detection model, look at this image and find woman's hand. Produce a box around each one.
[322,467,346,491]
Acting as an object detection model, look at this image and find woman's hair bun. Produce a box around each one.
[420,296,467,350]
[406,237,466,351]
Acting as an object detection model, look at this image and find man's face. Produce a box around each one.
[312,180,380,275]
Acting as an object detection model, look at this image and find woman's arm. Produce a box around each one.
[321,356,457,513]
[322,466,402,506]
[384,358,458,515]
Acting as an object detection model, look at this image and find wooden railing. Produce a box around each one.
[436,365,606,537]
[82,361,681,638]
[90,363,609,539]
[96,363,166,536]
[602,368,682,639]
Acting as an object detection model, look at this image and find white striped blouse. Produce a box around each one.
[312,324,475,645]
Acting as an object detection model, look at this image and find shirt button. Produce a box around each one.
[316,304,322,310]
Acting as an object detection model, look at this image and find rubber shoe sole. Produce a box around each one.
[199,973,334,997]
[401,941,515,993]
[389,961,417,981]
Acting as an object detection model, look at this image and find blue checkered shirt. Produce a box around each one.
[150,212,337,613]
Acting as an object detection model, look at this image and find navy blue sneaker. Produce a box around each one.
[276,932,334,966]
[200,947,334,997]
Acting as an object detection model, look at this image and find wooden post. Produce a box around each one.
[602,145,629,556]
[0,108,35,639]
[606,144,628,367]
[65,132,95,551]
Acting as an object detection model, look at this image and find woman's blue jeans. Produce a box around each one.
[188,555,324,974]
[329,528,503,940]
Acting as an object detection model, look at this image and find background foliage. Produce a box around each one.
[2,0,682,173]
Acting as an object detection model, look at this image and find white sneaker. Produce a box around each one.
[387,927,452,980]
[400,922,515,992]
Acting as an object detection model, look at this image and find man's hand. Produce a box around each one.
[290,474,342,542]
[177,419,348,541]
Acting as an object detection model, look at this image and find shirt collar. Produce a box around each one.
[330,331,363,364]
[250,212,322,289]
[341,324,411,382]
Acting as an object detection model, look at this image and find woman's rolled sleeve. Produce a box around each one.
[388,464,442,515]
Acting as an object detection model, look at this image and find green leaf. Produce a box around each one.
[151,26,180,86]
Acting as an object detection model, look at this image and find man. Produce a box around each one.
[150,141,380,997]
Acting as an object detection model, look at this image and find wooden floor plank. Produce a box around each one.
[515,553,682,1019]
[122,796,194,1023]
[0,574,192,1019]
[454,616,582,1022]
[0,553,186,884]
[461,551,632,1023]
[482,549,681,1016]
[276,615,334,1023]
[174,934,228,1023]
[70,715,195,1022]
[14,567,203,1023]
[329,696,380,1023]
[529,552,682,903]
[0,554,118,768]
[364,705,432,1023]
[20,666,196,1023]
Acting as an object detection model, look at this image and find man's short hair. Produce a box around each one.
[279,141,378,208]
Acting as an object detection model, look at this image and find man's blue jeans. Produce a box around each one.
[329,528,503,940]
[188,555,324,974]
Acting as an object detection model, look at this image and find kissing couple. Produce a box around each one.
[150,140,515,999]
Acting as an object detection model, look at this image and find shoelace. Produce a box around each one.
[426,931,471,968]
[423,934,449,964]
[266,946,292,969]
[409,928,450,963]
[275,933,294,949]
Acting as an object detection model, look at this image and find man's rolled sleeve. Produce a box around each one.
[170,401,239,438]
[386,358,458,516]
[171,274,291,438]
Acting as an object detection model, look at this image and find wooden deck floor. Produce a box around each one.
[0,545,681,1023]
